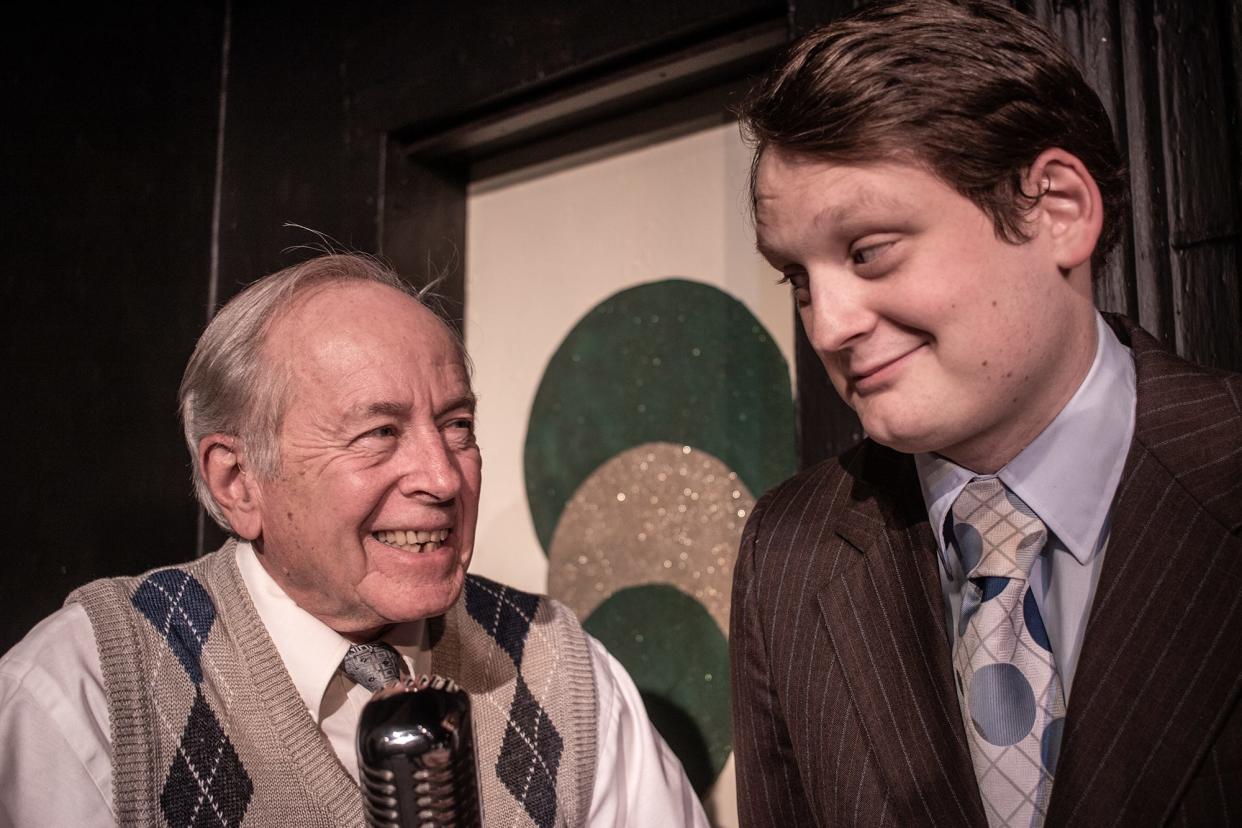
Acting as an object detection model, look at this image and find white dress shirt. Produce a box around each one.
[915,312,1137,699]
[0,543,707,827]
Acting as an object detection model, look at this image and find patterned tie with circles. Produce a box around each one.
[340,641,404,693]
[950,477,1066,828]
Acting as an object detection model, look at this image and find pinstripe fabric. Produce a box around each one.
[732,443,986,826]
[731,315,1242,827]
[1046,316,1242,826]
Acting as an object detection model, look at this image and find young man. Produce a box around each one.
[730,1,1242,826]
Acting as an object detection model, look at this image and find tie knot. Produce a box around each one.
[341,641,404,692]
[950,477,1046,581]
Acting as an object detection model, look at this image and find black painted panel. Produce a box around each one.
[1,2,224,654]
[214,4,379,304]
[342,0,785,136]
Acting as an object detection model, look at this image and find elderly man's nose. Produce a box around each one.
[397,435,462,502]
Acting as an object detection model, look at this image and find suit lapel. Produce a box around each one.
[817,447,987,826]
[1048,323,1242,824]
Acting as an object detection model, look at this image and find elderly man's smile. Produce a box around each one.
[371,527,451,554]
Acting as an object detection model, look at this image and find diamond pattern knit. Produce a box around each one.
[131,569,254,827]
[70,547,596,828]
[132,569,217,685]
[951,477,1066,828]
[159,689,254,828]
[464,576,563,828]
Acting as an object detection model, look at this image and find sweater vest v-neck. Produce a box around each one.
[68,542,597,827]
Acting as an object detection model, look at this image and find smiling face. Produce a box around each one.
[755,149,1097,472]
[247,281,481,638]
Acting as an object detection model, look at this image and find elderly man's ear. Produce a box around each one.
[1026,147,1104,276]
[199,435,263,540]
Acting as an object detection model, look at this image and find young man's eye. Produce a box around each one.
[776,271,811,307]
[776,270,809,290]
[851,241,894,266]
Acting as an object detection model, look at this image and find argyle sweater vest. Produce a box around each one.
[67,543,598,828]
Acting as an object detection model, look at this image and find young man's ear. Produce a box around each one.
[199,435,263,540]
[1026,147,1104,274]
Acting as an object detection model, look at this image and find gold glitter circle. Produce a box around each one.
[547,442,754,635]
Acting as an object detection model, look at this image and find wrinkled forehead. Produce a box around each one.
[263,281,472,394]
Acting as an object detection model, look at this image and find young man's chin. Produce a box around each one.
[857,414,952,457]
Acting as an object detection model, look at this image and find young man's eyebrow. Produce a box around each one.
[813,188,913,231]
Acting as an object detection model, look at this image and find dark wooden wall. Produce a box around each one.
[1027,0,1242,372]
[3,0,1239,655]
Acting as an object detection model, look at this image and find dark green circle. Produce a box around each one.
[583,583,731,795]
[524,278,795,552]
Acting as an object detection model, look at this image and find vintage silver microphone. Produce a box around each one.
[356,674,483,828]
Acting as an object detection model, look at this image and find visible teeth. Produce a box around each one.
[373,529,450,550]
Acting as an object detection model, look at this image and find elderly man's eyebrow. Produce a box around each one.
[361,400,411,419]
[357,395,478,420]
[437,393,478,417]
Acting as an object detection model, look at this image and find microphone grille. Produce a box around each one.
[357,675,481,827]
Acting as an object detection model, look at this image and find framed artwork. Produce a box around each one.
[466,119,795,825]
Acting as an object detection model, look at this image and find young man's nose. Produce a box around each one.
[804,273,875,355]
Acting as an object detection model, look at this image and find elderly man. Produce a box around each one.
[731,1,1242,826]
[0,254,707,827]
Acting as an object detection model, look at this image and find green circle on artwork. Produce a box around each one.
[584,583,731,795]
[524,278,795,552]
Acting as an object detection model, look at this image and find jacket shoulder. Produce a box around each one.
[740,440,916,576]
[747,440,913,531]
[1110,314,1242,532]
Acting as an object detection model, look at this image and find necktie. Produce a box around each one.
[340,641,404,693]
[950,477,1066,827]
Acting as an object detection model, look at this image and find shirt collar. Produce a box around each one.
[916,312,1136,567]
[234,542,427,722]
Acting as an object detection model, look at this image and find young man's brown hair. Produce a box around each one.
[740,0,1129,269]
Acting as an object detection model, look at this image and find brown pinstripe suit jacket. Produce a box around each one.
[731,316,1242,826]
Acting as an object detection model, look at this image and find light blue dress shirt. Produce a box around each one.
[915,313,1137,700]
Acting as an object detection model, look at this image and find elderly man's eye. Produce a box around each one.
[446,418,477,448]
[364,425,398,439]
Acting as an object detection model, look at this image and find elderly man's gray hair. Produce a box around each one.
[178,253,446,531]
